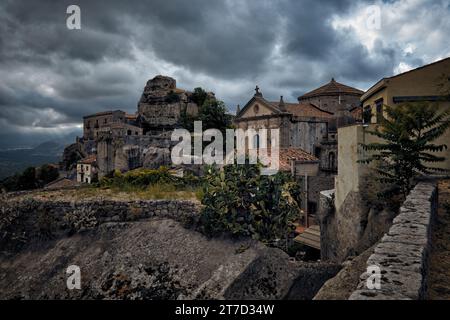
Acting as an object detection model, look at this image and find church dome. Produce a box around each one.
[298,78,364,101]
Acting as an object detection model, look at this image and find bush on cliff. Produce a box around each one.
[199,164,301,244]
[180,87,233,133]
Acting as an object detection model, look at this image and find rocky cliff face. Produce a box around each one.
[137,75,201,130]
[0,196,340,300]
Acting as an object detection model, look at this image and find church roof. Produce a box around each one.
[283,103,334,118]
[78,155,97,165]
[258,147,319,172]
[298,78,364,100]
[279,147,319,171]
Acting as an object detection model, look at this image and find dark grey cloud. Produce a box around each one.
[0,0,449,148]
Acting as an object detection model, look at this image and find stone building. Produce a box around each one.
[233,79,363,218]
[319,57,450,263]
[83,110,142,140]
[69,75,208,178]
[234,79,364,175]
[76,155,97,184]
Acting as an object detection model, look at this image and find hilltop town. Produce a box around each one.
[1,57,450,300]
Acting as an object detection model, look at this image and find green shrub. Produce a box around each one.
[100,167,176,188]
[199,164,301,244]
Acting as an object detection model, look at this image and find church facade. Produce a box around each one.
[234,79,364,175]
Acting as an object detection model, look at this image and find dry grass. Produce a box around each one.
[12,184,201,203]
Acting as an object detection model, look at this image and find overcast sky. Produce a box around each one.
[0,0,449,147]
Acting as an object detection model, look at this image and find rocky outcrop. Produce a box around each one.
[137,75,201,129]
[142,147,172,169]
[314,244,377,300]
[349,181,438,300]
[60,141,86,171]
[0,196,341,300]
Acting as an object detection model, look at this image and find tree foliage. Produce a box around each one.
[0,164,60,192]
[180,87,232,133]
[199,164,301,244]
[360,102,450,198]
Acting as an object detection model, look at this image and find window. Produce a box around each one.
[363,106,372,124]
[253,134,260,149]
[254,104,260,114]
[127,130,132,135]
[375,99,384,123]
[314,146,321,158]
[329,152,336,170]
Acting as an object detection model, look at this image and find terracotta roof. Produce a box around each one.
[284,103,334,118]
[258,147,319,172]
[44,178,77,190]
[299,78,364,100]
[79,155,97,165]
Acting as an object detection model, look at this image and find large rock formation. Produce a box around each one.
[137,75,202,130]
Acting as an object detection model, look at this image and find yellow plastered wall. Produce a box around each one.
[361,58,450,171]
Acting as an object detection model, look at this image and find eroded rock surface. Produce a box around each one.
[0,218,339,300]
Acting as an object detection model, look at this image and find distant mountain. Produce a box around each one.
[0,131,81,179]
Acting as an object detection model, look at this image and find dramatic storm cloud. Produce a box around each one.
[0,0,449,147]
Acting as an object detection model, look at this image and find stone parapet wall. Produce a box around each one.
[349,181,438,300]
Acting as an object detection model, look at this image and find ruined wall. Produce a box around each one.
[0,197,201,252]
[290,121,328,154]
[349,182,438,300]
[96,133,174,177]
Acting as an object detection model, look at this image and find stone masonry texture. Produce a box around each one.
[349,181,438,300]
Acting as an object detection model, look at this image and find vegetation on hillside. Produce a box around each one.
[360,102,450,199]
[199,164,301,244]
[97,167,203,200]
[0,164,59,192]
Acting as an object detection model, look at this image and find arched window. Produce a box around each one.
[253,134,260,149]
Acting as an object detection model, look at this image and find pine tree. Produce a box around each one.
[360,102,450,198]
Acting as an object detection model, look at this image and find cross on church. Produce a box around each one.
[254,85,263,97]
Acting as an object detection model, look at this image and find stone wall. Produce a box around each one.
[349,181,438,300]
[0,197,201,252]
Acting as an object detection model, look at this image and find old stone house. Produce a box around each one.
[76,155,97,184]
